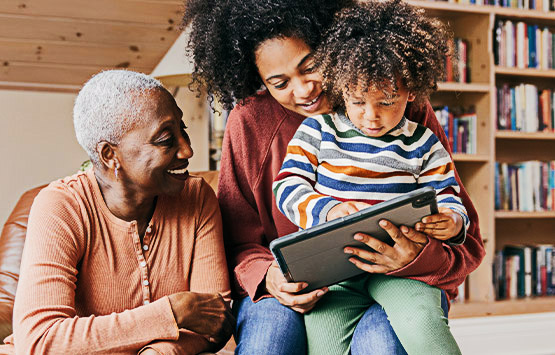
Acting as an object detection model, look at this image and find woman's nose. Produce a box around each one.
[176,135,193,159]
[293,77,314,99]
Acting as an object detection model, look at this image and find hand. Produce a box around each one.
[415,207,463,240]
[265,261,328,314]
[167,291,234,345]
[327,201,371,221]
[343,220,429,273]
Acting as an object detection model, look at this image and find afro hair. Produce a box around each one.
[316,0,452,109]
[182,0,354,110]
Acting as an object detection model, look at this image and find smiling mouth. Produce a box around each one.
[298,93,321,107]
[167,162,189,175]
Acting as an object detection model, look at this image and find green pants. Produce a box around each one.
[304,274,461,355]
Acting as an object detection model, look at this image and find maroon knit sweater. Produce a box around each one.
[217,90,485,302]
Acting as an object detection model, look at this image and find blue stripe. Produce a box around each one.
[281,159,314,174]
[421,177,458,191]
[318,174,419,193]
[310,197,335,228]
[302,117,323,131]
[321,132,436,160]
[278,184,298,215]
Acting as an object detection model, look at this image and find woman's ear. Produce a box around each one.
[407,92,416,102]
[96,141,118,170]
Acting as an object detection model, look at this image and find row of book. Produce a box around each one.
[434,106,477,154]
[431,0,554,10]
[445,38,470,83]
[494,160,555,211]
[493,244,555,300]
[496,84,555,132]
[494,20,555,69]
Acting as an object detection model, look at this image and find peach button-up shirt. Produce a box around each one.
[2,168,230,354]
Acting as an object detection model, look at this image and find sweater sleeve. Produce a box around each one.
[273,116,341,229]
[189,180,231,304]
[217,108,275,301]
[389,101,485,299]
[417,129,470,232]
[138,330,210,355]
[13,187,179,354]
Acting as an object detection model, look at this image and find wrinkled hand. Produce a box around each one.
[167,291,234,345]
[344,220,429,273]
[265,261,328,314]
[327,201,371,221]
[415,207,462,240]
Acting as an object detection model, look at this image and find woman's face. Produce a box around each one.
[114,90,193,197]
[255,36,331,117]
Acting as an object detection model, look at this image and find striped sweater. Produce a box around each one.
[273,112,469,237]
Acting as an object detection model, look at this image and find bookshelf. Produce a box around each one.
[408,0,555,317]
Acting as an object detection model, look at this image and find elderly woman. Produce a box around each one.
[0,70,233,354]
[183,0,485,354]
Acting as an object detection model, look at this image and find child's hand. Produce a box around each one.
[415,207,463,240]
[327,201,371,221]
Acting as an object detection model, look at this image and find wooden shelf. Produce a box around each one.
[452,153,490,162]
[450,297,555,318]
[495,211,555,218]
[496,131,555,140]
[495,67,555,78]
[437,82,491,93]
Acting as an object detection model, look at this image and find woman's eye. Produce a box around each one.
[274,81,288,89]
[304,66,316,74]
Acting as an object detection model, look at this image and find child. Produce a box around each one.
[272,1,468,354]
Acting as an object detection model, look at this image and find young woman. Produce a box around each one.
[183,0,485,353]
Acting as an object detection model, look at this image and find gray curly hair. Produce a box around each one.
[73,70,165,165]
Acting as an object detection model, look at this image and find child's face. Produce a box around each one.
[343,84,415,137]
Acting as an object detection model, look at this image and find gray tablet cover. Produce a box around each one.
[270,186,438,292]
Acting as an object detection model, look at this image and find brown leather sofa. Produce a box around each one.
[0,171,236,353]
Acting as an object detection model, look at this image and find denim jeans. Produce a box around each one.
[233,291,448,355]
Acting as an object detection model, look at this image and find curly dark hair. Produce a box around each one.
[316,0,452,109]
[182,0,354,110]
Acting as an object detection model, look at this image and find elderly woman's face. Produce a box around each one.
[114,89,193,197]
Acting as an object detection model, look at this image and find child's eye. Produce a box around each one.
[352,101,365,106]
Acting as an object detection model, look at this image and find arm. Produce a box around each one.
[415,130,470,241]
[141,181,234,355]
[13,188,179,354]
[390,101,485,292]
[273,117,340,229]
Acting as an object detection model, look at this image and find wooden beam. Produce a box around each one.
[0,61,152,86]
[0,14,181,45]
[0,38,165,68]
[0,0,183,25]
[0,80,80,93]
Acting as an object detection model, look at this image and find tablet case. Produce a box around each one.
[269,186,438,292]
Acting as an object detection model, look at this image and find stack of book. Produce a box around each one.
[434,106,477,154]
[430,0,554,11]
[495,161,555,211]
[496,85,554,132]
[493,244,555,300]
[445,38,470,83]
[494,20,554,69]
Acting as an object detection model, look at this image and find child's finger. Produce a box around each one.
[421,214,451,224]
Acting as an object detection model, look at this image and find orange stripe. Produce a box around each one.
[321,162,412,179]
[287,145,318,166]
[298,194,325,229]
[421,162,454,177]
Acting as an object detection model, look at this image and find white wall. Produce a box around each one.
[0,88,209,226]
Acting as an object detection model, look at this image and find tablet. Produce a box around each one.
[269,186,438,292]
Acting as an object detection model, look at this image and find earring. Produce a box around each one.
[114,161,120,180]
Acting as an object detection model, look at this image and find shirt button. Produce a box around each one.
[143,300,150,305]
[140,261,147,267]
[146,226,152,234]
[143,245,148,251]
[143,280,149,286]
